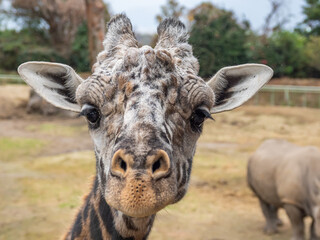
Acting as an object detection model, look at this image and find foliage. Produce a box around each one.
[302,0,320,35]
[11,0,86,57]
[189,3,249,78]
[17,48,67,66]
[0,28,64,70]
[251,31,309,77]
[305,36,320,71]
[0,22,90,72]
[0,30,23,70]
[70,22,90,72]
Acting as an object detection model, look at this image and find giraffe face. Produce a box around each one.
[76,44,214,217]
[18,14,273,219]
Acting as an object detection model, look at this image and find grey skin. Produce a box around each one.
[248,139,320,240]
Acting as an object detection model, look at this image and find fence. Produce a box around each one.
[251,85,320,108]
[0,74,24,84]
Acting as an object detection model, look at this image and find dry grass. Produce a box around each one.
[1,104,320,240]
[0,85,29,119]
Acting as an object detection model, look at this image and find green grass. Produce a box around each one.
[26,123,87,137]
[0,137,45,162]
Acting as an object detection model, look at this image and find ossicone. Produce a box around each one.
[103,13,138,53]
[156,18,189,49]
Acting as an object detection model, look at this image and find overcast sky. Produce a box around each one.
[109,0,305,33]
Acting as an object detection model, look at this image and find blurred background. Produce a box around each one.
[0,0,319,79]
[1,0,320,239]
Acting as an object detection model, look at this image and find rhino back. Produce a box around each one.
[276,145,320,212]
[248,139,298,207]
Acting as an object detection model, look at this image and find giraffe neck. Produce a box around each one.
[64,177,155,240]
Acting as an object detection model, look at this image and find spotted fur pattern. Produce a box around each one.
[63,176,155,240]
[65,14,215,239]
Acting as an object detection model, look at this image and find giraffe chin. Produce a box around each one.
[110,202,167,218]
[105,174,176,218]
[106,194,172,218]
[106,190,175,218]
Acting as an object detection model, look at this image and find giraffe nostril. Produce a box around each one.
[152,158,162,173]
[120,158,127,172]
[111,150,130,177]
[148,150,171,180]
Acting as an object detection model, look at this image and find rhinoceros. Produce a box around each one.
[247,139,320,240]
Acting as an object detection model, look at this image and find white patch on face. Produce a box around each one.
[123,84,164,128]
[123,108,136,126]
[91,131,104,149]
[91,130,110,174]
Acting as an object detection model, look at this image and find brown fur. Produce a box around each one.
[18,13,272,240]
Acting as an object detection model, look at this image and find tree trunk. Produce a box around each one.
[85,0,105,68]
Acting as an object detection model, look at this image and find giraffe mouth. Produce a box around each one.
[105,172,176,217]
[107,195,172,218]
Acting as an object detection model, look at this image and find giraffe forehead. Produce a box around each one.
[123,87,165,126]
[76,45,212,111]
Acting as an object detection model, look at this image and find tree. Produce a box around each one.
[187,2,223,24]
[262,0,290,37]
[155,0,185,23]
[253,31,308,77]
[85,0,110,67]
[8,0,110,68]
[188,3,249,78]
[11,0,86,57]
[70,22,90,72]
[305,36,320,71]
[302,0,320,35]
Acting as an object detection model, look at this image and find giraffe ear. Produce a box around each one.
[18,61,83,112]
[208,64,273,114]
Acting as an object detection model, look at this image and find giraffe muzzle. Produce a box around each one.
[106,149,175,217]
[111,149,171,180]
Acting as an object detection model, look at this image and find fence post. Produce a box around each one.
[302,95,307,107]
[270,91,275,105]
[284,89,290,106]
[261,85,320,108]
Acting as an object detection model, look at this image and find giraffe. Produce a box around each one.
[18,14,273,240]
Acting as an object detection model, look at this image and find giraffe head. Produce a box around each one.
[18,14,272,218]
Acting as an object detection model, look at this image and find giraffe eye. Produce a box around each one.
[86,108,100,123]
[190,108,211,133]
[80,104,101,126]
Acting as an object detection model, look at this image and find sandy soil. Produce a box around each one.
[1,84,320,240]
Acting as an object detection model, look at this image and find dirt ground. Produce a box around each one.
[1,85,320,240]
